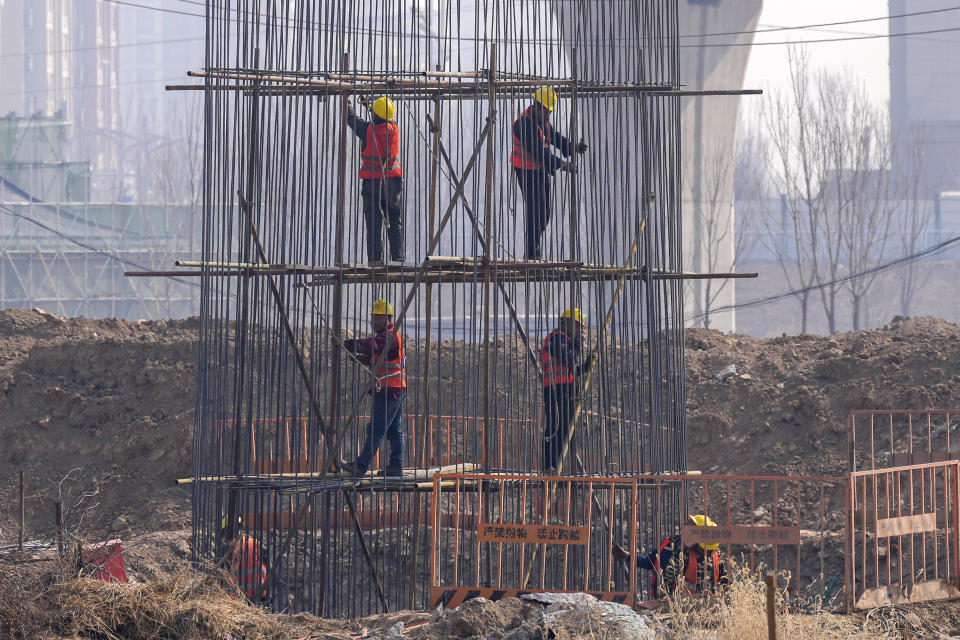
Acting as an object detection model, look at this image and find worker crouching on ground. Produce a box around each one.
[347,97,405,265]
[510,87,587,260]
[615,514,729,598]
[219,517,268,605]
[540,307,592,473]
[341,299,406,476]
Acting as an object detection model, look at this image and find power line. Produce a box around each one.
[692,235,960,322]
[0,76,184,98]
[682,4,960,38]
[104,0,960,49]
[0,36,202,59]
[0,204,200,289]
[685,25,960,48]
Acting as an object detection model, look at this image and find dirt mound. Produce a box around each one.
[0,308,197,541]
[4,308,960,543]
[686,316,960,478]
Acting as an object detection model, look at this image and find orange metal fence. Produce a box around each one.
[848,460,960,608]
[216,412,648,474]
[429,473,848,609]
[849,410,960,474]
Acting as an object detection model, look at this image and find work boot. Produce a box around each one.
[382,465,404,477]
[341,461,365,476]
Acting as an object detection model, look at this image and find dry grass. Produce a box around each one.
[664,565,901,640]
[0,557,286,640]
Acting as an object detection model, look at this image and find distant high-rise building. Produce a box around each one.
[0,0,120,197]
[890,0,960,196]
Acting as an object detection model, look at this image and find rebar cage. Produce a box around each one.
[192,0,689,617]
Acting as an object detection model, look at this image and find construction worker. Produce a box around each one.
[341,299,406,476]
[510,87,587,260]
[347,97,405,264]
[540,307,591,473]
[615,514,728,598]
[219,517,268,605]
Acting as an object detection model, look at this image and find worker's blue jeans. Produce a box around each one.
[543,383,574,472]
[355,391,406,472]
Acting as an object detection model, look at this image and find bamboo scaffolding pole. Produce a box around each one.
[481,44,498,474]
[425,112,541,373]
[140,261,756,282]
[407,93,443,610]
[188,69,675,91]
[521,211,649,589]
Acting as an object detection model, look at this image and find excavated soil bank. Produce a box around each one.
[3,308,960,540]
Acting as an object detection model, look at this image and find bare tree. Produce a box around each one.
[761,47,829,334]
[893,129,931,317]
[691,131,766,329]
[815,72,896,331]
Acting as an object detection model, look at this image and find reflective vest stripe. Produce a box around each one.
[510,107,551,170]
[234,536,267,598]
[360,122,402,179]
[681,548,721,594]
[376,330,407,389]
[541,329,575,387]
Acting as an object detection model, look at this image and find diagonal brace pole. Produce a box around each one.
[237,192,389,613]
[426,113,541,375]
[330,116,495,461]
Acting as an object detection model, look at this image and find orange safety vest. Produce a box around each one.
[359,121,403,179]
[540,328,575,387]
[510,106,551,171]
[232,535,267,600]
[679,547,721,595]
[376,329,407,390]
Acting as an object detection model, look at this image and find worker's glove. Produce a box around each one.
[576,139,588,155]
[560,161,578,175]
[581,356,593,375]
[612,544,630,561]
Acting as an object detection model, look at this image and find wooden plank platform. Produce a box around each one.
[178,462,481,491]
[127,258,757,284]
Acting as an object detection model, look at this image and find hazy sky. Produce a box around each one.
[742,0,890,106]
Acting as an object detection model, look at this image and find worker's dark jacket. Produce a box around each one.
[543,329,590,379]
[343,324,405,397]
[513,111,573,176]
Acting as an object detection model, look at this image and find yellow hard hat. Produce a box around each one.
[689,514,719,551]
[560,307,584,324]
[371,299,394,316]
[533,87,558,111]
[372,97,396,121]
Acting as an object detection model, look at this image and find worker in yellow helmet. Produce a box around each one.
[347,96,405,265]
[539,307,591,473]
[510,87,588,260]
[341,299,406,476]
[617,514,728,598]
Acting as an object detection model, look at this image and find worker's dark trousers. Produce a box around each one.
[514,168,552,260]
[361,177,405,263]
[542,383,574,472]
[355,390,406,472]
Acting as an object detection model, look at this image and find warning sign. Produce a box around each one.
[478,523,589,545]
[682,524,800,545]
